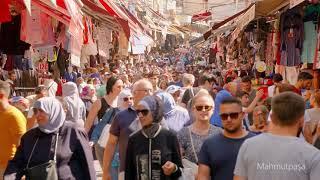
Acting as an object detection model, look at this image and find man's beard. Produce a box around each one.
[224,125,242,134]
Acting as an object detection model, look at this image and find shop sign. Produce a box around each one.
[290,0,305,8]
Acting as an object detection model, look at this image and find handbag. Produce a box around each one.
[24,132,59,180]
[180,127,199,180]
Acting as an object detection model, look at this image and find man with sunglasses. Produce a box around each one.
[103,79,153,180]
[197,97,255,180]
[234,92,320,180]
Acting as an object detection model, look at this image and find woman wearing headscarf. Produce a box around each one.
[4,97,96,180]
[62,82,87,127]
[117,89,133,110]
[156,92,190,132]
[210,89,232,127]
[125,95,182,180]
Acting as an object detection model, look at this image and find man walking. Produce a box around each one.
[0,81,26,179]
[197,97,255,180]
[234,92,320,180]
[102,79,153,180]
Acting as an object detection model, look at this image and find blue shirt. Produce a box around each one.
[199,132,256,180]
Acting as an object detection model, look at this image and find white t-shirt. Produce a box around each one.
[234,133,320,180]
[268,85,275,97]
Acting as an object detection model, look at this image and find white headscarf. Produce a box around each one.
[33,97,66,134]
[62,82,86,125]
[117,89,133,110]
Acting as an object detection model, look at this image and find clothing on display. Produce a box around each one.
[280,7,304,67]
[0,15,30,55]
[301,4,320,63]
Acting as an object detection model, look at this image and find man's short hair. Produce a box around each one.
[298,72,313,81]
[8,71,15,76]
[271,92,305,126]
[35,85,47,94]
[221,96,242,108]
[273,73,283,83]
[241,76,252,83]
[236,90,249,99]
[0,80,11,97]
[199,75,216,85]
[182,73,195,86]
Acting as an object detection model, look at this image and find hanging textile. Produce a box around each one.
[280,7,304,67]
[301,4,320,64]
[21,8,55,47]
[95,24,112,59]
[0,0,11,23]
[0,15,30,55]
[118,31,128,56]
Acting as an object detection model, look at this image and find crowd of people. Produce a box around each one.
[1,53,320,180]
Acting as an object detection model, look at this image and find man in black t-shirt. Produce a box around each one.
[198,97,255,180]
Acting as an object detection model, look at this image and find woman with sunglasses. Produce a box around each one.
[125,95,183,180]
[4,97,96,180]
[117,89,133,110]
[177,93,221,165]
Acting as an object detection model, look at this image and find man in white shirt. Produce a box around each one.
[44,76,58,97]
[234,92,320,180]
[268,73,283,97]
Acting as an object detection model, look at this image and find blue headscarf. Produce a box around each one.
[210,89,232,127]
[156,92,190,132]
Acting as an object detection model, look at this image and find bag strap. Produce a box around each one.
[26,132,59,168]
[53,132,59,162]
[26,137,39,168]
[190,88,194,97]
[188,127,198,162]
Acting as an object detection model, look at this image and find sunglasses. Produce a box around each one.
[220,112,241,120]
[195,106,213,111]
[136,109,149,116]
[123,97,133,101]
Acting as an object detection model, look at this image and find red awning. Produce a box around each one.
[82,0,112,16]
[0,0,11,23]
[192,11,212,23]
[117,4,145,32]
[99,0,118,17]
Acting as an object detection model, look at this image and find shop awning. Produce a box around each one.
[81,0,119,30]
[99,0,145,37]
[191,11,212,23]
[256,0,289,16]
[203,3,255,40]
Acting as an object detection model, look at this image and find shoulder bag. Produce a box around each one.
[24,132,59,180]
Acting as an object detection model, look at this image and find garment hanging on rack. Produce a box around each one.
[280,7,304,66]
[0,15,30,55]
[301,4,320,63]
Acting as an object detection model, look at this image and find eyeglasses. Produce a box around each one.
[134,89,152,93]
[123,97,133,102]
[195,106,213,111]
[136,109,149,116]
[220,112,242,120]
